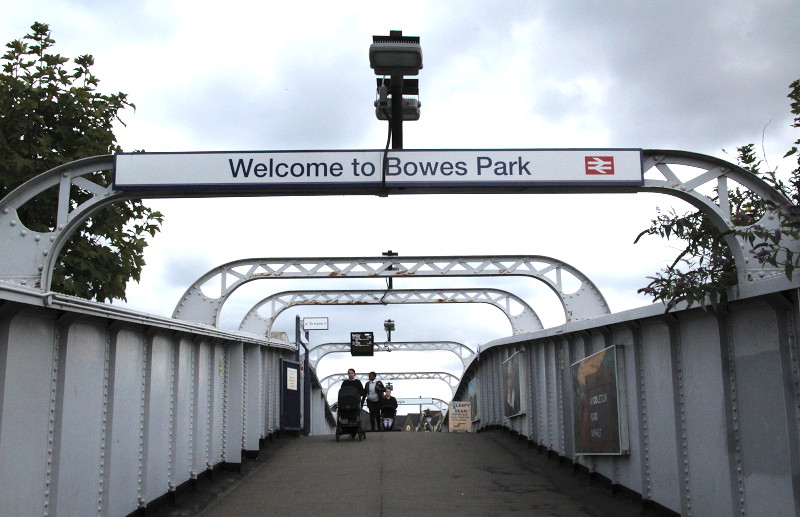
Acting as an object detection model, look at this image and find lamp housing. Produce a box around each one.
[370,32,422,76]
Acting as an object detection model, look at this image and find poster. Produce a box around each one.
[449,401,472,432]
[571,345,629,455]
[286,367,298,391]
[503,351,526,417]
[467,378,479,422]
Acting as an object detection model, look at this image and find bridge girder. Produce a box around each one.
[308,341,475,370]
[238,288,542,337]
[1,150,794,304]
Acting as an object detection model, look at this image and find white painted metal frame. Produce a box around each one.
[307,340,475,369]
[238,288,542,336]
[1,150,794,306]
[174,255,607,327]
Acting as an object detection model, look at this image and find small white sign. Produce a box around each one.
[396,398,434,406]
[286,368,298,391]
[303,317,328,330]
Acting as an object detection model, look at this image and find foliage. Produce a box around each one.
[636,78,800,311]
[0,22,162,301]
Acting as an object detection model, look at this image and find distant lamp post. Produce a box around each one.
[384,319,395,342]
[382,249,398,289]
[370,31,422,149]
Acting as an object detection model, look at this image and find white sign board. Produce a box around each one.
[286,367,298,391]
[449,401,472,432]
[303,317,328,330]
[396,398,435,406]
[114,149,643,190]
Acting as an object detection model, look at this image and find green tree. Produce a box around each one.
[0,22,162,301]
[636,79,800,310]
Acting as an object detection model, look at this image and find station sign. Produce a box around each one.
[113,149,643,191]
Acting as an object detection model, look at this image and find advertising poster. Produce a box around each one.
[503,351,526,417]
[571,345,629,455]
[449,401,472,432]
[467,378,479,422]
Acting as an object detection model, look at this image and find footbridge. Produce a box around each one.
[2,149,800,516]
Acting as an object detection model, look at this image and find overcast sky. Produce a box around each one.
[3,1,798,411]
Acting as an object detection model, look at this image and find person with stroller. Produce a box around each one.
[380,389,398,431]
[341,368,365,396]
[363,371,385,431]
[335,368,366,441]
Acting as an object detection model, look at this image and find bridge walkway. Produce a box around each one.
[154,430,665,517]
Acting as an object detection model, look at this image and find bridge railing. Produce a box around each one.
[0,284,323,517]
[454,286,800,516]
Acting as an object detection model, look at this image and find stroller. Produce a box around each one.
[380,404,396,431]
[335,385,365,441]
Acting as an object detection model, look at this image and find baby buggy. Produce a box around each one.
[380,404,396,431]
[335,385,365,441]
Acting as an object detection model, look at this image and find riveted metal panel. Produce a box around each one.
[639,318,680,511]
[192,339,211,475]
[679,313,735,516]
[209,343,226,464]
[0,310,55,517]
[143,332,173,503]
[51,319,107,517]
[614,327,641,493]
[105,328,146,516]
[225,342,244,463]
[172,335,194,489]
[243,345,261,450]
[730,301,795,515]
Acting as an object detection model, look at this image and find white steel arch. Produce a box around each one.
[238,288,542,336]
[1,150,794,299]
[174,254,607,327]
[308,341,475,369]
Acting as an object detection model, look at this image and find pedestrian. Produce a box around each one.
[340,368,365,396]
[363,371,385,431]
[380,389,398,431]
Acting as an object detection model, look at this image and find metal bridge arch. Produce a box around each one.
[0,150,792,298]
[238,288,543,336]
[320,371,461,397]
[175,254,607,328]
[308,341,475,370]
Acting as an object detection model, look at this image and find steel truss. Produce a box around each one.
[176,255,607,327]
[1,150,795,303]
[308,341,475,369]
[238,288,542,336]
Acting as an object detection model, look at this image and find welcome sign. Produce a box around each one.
[113,149,643,191]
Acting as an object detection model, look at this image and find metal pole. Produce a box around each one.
[390,74,403,149]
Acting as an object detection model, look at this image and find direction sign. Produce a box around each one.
[303,317,328,330]
[350,332,374,356]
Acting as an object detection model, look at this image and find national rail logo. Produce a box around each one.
[585,156,615,175]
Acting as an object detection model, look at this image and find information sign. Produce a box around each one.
[449,401,472,432]
[350,332,374,356]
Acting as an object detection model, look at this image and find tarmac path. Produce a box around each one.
[191,431,654,517]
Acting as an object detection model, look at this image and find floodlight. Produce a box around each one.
[370,33,422,76]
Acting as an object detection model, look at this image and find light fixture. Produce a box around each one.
[369,32,422,76]
[369,31,422,149]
